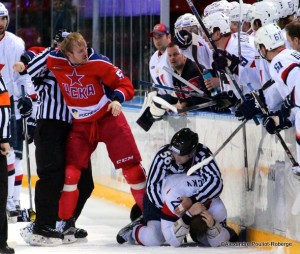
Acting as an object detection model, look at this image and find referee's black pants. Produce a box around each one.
[0,152,8,247]
[34,119,94,228]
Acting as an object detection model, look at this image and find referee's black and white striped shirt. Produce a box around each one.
[146,143,223,209]
[0,80,11,143]
[27,47,72,123]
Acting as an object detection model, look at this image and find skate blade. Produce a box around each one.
[30,234,63,247]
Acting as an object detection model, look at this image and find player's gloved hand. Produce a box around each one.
[17,95,33,118]
[212,90,239,110]
[174,30,192,49]
[212,49,240,75]
[26,117,36,144]
[263,109,292,134]
[234,89,265,121]
[281,91,295,111]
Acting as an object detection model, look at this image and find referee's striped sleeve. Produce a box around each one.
[0,79,10,142]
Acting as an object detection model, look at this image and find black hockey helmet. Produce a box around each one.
[170,128,198,156]
[53,29,70,44]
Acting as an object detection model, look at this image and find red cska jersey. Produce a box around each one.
[46,48,134,122]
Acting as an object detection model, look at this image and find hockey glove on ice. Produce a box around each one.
[212,49,240,75]
[174,30,192,49]
[235,89,265,121]
[17,95,33,118]
[263,109,292,134]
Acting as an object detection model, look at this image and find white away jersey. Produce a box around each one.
[149,50,174,94]
[269,49,300,106]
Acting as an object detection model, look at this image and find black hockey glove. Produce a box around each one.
[212,90,239,110]
[26,117,36,144]
[263,109,292,134]
[234,89,265,121]
[17,95,33,118]
[281,90,295,111]
[212,49,240,75]
[174,30,192,49]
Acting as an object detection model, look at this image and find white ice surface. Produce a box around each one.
[7,189,282,254]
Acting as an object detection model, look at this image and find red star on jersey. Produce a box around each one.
[66,69,84,86]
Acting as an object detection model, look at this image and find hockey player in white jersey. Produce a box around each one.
[160,174,231,247]
[236,23,300,179]
[204,12,261,94]
[0,2,33,222]
[265,0,298,49]
[116,128,233,247]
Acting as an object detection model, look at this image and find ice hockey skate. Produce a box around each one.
[57,217,78,244]
[116,215,143,244]
[30,224,63,246]
[20,222,35,244]
[6,198,18,223]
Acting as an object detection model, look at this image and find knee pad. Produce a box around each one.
[122,163,146,189]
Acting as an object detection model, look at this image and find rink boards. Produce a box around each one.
[23,104,300,253]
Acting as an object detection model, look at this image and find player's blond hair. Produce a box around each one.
[60,32,86,55]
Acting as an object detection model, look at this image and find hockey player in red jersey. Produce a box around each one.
[46,32,146,223]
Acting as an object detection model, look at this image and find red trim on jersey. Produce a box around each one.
[28,46,46,55]
[15,174,23,182]
[7,163,15,171]
[250,60,256,68]
[161,203,178,219]
[224,34,231,51]
[281,63,300,85]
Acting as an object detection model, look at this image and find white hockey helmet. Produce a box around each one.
[0,2,9,28]
[254,23,285,51]
[203,0,232,17]
[180,13,195,28]
[203,11,231,35]
[264,0,296,18]
[174,15,183,33]
[229,3,252,23]
[249,2,279,29]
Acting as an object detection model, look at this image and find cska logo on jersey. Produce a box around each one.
[63,69,95,99]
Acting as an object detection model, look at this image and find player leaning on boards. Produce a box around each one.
[234,22,300,180]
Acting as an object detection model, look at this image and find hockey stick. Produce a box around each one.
[187,119,248,175]
[162,66,212,100]
[152,96,217,114]
[139,80,205,98]
[185,0,260,126]
[20,85,34,215]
